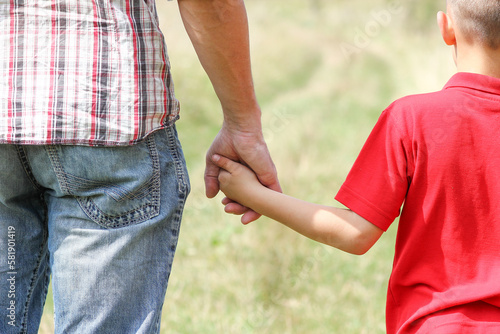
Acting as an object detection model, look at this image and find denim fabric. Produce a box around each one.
[0,126,190,334]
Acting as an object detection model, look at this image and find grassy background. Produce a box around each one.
[40,0,455,333]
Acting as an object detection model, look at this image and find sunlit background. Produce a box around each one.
[40,0,455,333]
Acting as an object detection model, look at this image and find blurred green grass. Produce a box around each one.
[39,0,454,333]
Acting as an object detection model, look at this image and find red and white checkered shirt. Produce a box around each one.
[0,0,179,146]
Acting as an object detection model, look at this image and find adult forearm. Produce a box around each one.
[178,0,260,126]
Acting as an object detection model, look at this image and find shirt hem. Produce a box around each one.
[0,115,180,147]
[335,185,394,231]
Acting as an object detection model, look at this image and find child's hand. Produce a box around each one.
[211,154,264,214]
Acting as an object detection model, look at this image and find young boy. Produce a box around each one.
[212,1,500,333]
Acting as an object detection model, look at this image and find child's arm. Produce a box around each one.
[212,155,383,255]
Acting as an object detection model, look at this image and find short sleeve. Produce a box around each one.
[335,106,411,231]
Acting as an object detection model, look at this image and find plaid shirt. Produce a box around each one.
[0,0,179,146]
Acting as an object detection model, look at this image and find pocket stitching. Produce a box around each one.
[78,135,161,228]
[46,137,161,229]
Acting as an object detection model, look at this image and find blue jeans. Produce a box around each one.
[0,126,190,334]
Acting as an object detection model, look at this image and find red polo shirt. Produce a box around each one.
[336,72,500,333]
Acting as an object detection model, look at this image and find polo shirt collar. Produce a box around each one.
[444,72,500,96]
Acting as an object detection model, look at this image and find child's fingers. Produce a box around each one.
[217,168,232,186]
[224,202,248,215]
[221,196,232,205]
[211,154,238,173]
[222,197,247,212]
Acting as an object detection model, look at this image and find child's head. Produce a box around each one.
[438,0,500,77]
[446,0,500,49]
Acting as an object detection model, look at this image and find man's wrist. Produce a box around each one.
[222,105,262,131]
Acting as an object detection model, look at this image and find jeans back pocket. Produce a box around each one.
[46,136,161,228]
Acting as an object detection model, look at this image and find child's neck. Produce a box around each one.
[456,44,500,79]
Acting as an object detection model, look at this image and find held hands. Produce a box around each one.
[204,122,281,224]
[181,0,280,224]
[211,154,265,224]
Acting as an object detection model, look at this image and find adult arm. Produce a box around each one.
[213,155,383,255]
[177,0,281,223]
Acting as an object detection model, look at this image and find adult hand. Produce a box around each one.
[205,120,281,224]
[178,0,280,222]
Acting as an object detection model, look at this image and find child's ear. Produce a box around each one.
[437,11,456,46]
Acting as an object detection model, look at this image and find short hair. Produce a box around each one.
[448,0,500,49]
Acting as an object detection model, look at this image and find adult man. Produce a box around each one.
[0,0,279,333]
